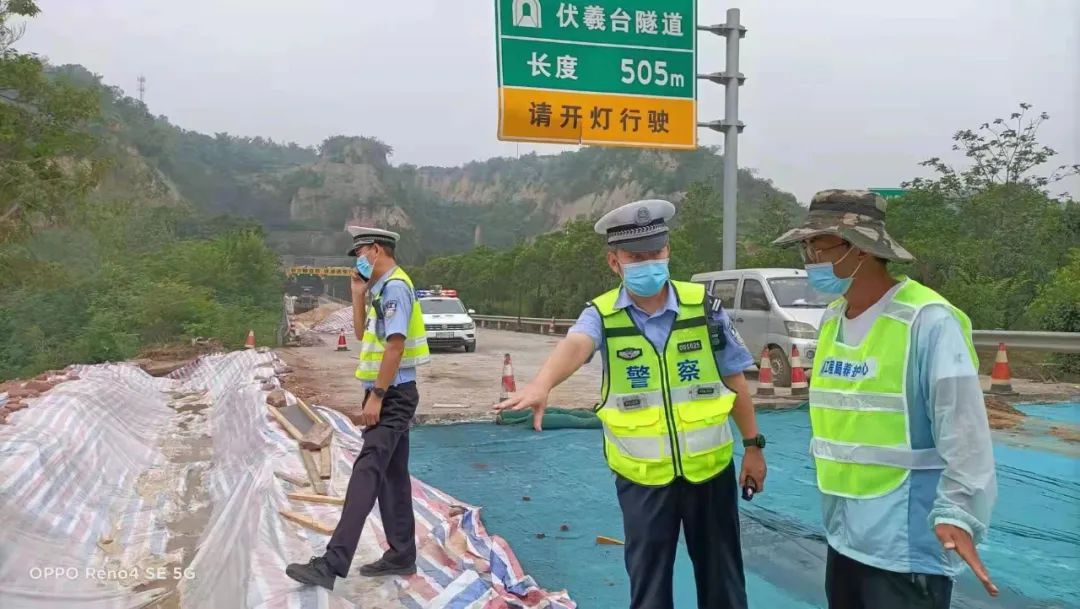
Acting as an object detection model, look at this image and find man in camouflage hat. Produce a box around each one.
[773,190,999,609]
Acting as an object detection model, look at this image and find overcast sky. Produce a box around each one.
[18,0,1080,202]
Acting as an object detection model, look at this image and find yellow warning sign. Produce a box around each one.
[498,87,695,149]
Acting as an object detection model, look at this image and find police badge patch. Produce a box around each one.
[382,300,399,319]
[617,348,643,361]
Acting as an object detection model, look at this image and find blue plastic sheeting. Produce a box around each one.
[411,405,1079,609]
[1019,402,1080,425]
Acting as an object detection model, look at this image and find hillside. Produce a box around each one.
[58,64,802,264]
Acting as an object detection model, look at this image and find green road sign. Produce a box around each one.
[496,0,697,148]
[869,188,909,200]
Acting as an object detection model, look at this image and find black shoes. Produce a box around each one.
[358,557,417,577]
[285,556,337,590]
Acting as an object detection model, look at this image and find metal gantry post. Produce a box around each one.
[698,8,747,271]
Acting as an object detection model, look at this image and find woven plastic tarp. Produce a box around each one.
[312,306,355,335]
[0,350,574,609]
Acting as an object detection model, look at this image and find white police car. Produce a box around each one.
[417,292,477,353]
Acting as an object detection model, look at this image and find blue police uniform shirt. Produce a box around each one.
[364,266,417,388]
[569,283,755,377]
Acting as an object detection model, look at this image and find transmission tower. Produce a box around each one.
[137,75,146,103]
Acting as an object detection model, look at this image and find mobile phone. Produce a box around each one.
[741,478,758,501]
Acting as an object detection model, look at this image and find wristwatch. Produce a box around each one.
[742,434,766,449]
[371,387,387,399]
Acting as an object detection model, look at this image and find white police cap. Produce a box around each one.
[594,199,676,252]
[346,226,400,256]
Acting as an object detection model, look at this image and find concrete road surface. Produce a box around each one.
[279,328,606,422]
[278,326,1077,425]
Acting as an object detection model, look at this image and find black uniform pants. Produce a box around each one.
[616,463,747,609]
[325,382,418,577]
[826,546,953,609]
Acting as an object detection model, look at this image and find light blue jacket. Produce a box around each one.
[821,303,997,576]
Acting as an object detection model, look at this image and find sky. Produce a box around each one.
[17,0,1080,202]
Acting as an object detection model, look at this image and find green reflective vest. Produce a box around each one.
[809,278,977,499]
[355,267,430,382]
[594,281,737,486]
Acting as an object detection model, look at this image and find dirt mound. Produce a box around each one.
[985,394,1026,430]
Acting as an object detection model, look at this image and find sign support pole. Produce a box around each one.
[698,8,746,271]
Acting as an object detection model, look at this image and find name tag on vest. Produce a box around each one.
[617,395,646,411]
[678,340,703,353]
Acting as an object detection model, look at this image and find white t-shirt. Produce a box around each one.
[837,282,905,345]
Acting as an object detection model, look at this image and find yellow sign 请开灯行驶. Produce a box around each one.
[498,87,695,149]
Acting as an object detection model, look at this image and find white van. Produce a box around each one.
[690,268,831,386]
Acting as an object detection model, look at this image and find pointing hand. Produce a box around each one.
[493,383,550,432]
[935,524,998,597]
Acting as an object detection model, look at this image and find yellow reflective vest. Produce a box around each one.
[355,267,430,382]
[594,281,737,486]
[810,278,977,499]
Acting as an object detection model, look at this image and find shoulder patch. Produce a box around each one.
[382,300,399,319]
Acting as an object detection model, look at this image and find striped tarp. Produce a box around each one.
[311,306,355,335]
[0,352,574,609]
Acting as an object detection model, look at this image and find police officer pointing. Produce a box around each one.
[286,226,431,590]
[496,200,766,609]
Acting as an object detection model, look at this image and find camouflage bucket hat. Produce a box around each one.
[772,189,914,262]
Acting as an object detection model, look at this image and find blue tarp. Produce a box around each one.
[411,405,1080,608]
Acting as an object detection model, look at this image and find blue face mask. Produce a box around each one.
[805,248,863,295]
[355,254,373,281]
[622,259,670,297]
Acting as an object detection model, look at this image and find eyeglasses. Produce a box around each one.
[800,241,848,264]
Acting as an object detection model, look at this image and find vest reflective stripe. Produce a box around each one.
[809,278,977,499]
[602,423,734,461]
[604,428,670,460]
[809,389,906,412]
[608,382,732,412]
[681,423,734,456]
[594,281,737,486]
[357,336,429,354]
[355,268,430,382]
[810,438,947,470]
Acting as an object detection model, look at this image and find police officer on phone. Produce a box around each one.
[286,226,430,590]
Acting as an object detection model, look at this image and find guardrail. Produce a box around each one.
[473,315,575,336]
[473,315,1080,353]
[971,330,1080,354]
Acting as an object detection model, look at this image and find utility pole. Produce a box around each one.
[137,75,146,104]
[697,8,746,271]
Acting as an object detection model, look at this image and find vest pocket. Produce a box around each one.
[675,396,731,425]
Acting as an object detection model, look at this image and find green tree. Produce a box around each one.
[1,1,102,240]
[905,102,1079,200]
[741,195,802,269]
[668,182,723,278]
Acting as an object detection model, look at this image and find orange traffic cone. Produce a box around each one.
[989,342,1016,395]
[790,345,809,398]
[756,348,775,397]
[336,330,349,351]
[244,330,256,349]
[500,353,517,401]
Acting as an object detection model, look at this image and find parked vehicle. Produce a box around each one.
[690,268,831,386]
[418,295,477,352]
